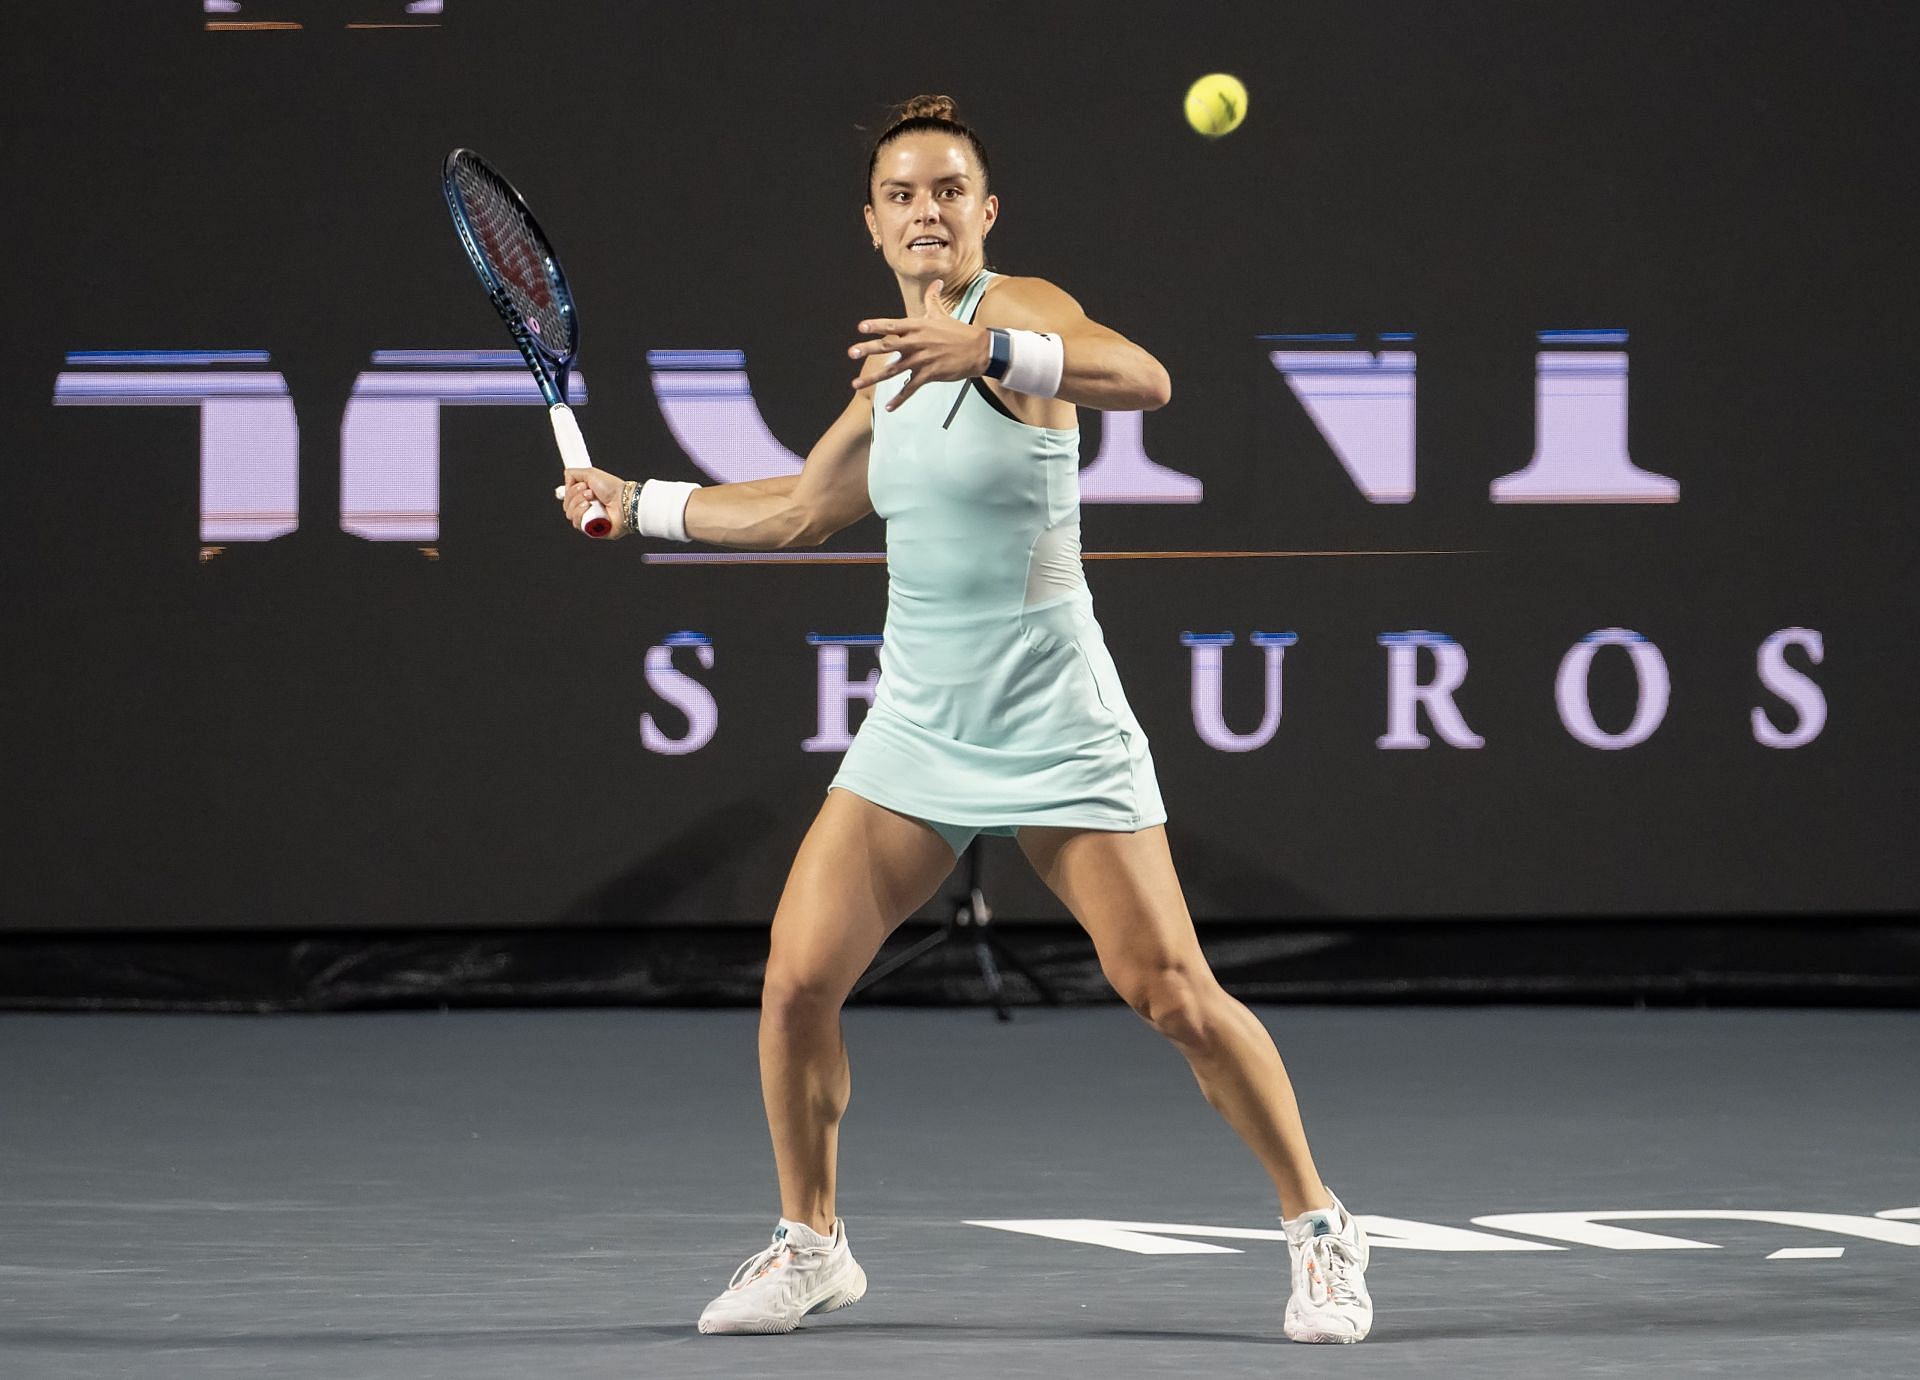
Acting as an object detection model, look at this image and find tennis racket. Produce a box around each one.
[442,147,610,537]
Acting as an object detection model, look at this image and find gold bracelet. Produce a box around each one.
[620,480,640,535]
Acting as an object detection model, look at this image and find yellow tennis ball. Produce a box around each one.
[1185,73,1248,137]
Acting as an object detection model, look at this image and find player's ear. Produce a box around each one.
[862,204,880,245]
[981,193,999,237]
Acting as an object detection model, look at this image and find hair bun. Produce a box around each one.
[866,93,992,197]
[894,94,960,124]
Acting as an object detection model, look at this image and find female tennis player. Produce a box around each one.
[558,96,1373,1344]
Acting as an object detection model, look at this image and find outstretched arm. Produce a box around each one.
[559,358,880,549]
[682,389,873,548]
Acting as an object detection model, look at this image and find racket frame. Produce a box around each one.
[442,148,610,536]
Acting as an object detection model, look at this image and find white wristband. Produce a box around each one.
[1001,329,1064,399]
[637,478,700,542]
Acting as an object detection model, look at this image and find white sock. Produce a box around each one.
[1285,1201,1343,1237]
[778,1217,834,1249]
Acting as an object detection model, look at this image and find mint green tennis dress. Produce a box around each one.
[829,271,1166,854]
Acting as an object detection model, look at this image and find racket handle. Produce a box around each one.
[548,403,612,538]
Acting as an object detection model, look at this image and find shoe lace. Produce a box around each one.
[1304,1235,1361,1306]
[726,1230,831,1292]
[727,1238,795,1292]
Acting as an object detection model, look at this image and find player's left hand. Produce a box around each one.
[849,279,990,411]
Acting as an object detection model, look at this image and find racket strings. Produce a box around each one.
[450,156,573,356]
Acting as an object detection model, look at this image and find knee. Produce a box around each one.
[760,960,850,1030]
[1111,961,1224,1052]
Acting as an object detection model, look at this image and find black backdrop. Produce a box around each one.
[4,1,1916,933]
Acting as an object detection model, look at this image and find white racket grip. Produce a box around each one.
[549,403,609,536]
[549,401,591,467]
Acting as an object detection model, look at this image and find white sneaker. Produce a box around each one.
[1282,1192,1373,1343]
[697,1218,867,1335]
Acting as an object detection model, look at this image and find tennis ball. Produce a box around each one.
[1185,73,1248,138]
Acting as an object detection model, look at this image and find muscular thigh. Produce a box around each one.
[766,788,958,997]
[1017,825,1209,982]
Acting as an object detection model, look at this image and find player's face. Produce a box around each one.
[865,133,997,286]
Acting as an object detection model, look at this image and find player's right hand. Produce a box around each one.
[557,467,629,537]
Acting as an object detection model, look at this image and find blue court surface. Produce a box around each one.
[3,1006,1915,1378]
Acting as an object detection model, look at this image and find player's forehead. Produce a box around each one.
[871,133,978,191]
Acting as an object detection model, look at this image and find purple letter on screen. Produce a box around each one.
[342,351,586,542]
[1272,348,1416,504]
[53,352,298,544]
[1492,332,1678,504]
[1181,631,1296,752]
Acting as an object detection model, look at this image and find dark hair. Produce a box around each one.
[865,94,992,198]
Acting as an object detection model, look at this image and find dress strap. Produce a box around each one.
[954,270,996,324]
